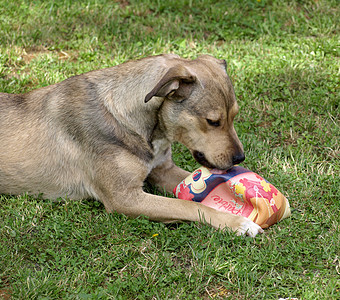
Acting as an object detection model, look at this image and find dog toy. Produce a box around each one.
[173,166,291,229]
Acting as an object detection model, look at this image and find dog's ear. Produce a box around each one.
[144,66,196,103]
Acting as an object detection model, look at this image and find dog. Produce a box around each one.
[0,54,263,237]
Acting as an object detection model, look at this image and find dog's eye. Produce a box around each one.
[206,119,220,127]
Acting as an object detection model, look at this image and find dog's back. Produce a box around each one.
[0,86,97,200]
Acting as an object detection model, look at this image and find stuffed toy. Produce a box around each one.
[173,166,291,229]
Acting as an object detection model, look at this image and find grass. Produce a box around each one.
[0,0,339,299]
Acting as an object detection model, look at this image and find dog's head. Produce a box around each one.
[145,55,245,173]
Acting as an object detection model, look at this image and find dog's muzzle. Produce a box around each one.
[193,150,245,171]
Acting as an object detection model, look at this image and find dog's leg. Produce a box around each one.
[101,189,262,237]
[147,158,190,194]
[93,153,263,237]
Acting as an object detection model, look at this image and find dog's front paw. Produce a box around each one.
[236,217,264,237]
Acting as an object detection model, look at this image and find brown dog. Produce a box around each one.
[0,54,263,237]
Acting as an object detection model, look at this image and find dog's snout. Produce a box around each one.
[232,153,245,165]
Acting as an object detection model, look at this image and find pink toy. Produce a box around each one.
[173,166,291,229]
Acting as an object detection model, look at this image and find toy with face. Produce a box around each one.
[173,166,291,229]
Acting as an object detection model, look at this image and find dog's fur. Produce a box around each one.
[0,54,263,236]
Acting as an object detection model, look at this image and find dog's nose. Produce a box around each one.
[232,153,245,165]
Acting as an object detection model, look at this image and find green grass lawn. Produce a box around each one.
[0,0,339,299]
